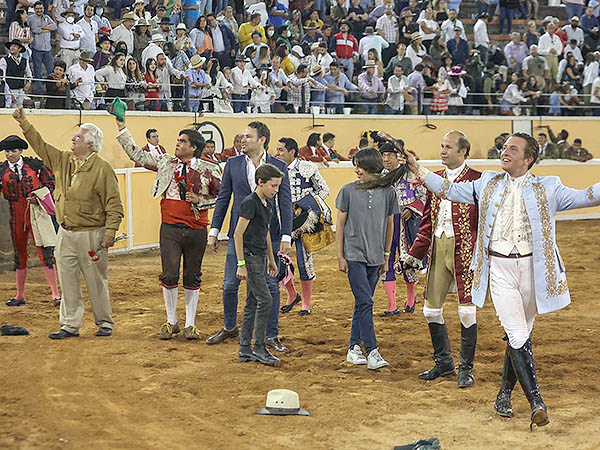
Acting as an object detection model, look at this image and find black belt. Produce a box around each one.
[488,250,532,259]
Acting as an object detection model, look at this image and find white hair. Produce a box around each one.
[80,123,103,153]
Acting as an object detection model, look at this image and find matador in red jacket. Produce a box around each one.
[405,131,481,388]
[0,135,61,307]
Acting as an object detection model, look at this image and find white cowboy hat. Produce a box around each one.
[291,45,304,57]
[256,390,310,416]
[190,55,206,69]
[151,33,166,43]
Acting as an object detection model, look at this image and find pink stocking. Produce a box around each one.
[300,280,313,310]
[43,265,61,300]
[284,279,298,305]
[383,280,397,311]
[406,282,416,308]
[16,268,27,300]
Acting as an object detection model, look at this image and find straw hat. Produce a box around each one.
[291,45,304,57]
[190,55,206,68]
[176,23,187,31]
[363,60,377,68]
[256,390,310,416]
[121,12,136,21]
[135,19,150,27]
[410,31,423,43]
[310,64,323,76]
[150,33,166,43]
[79,51,93,62]
[61,6,78,18]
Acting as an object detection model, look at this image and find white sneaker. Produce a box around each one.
[346,344,367,365]
[367,348,389,370]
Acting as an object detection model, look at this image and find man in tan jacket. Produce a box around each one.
[13,107,124,340]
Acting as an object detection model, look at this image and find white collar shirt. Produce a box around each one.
[434,162,466,238]
[76,17,98,53]
[11,157,24,178]
[211,25,225,52]
[489,173,533,256]
[245,151,267,191]
[67,62,95,103]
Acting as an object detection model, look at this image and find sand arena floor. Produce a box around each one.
[1,220,599,449]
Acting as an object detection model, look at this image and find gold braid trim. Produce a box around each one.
[532,183,568,298]
[438,179,451,199]
[472,175,504,291]
[586,186,594,202]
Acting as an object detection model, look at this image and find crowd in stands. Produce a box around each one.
[1,0,600,115]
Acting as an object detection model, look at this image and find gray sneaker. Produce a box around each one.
[367,348,389,370]
[346,344,367,365]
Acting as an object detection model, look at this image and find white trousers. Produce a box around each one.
[489,255,537,349]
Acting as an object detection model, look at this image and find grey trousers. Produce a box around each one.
[240,252,272,347]
[56,227,114,333]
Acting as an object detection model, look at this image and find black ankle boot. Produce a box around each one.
[458,323,477,388]
[238,344,254,362]
[509,339,549,431]
[419,323,455,381]
[252,345,281,366]
[494,342,517,417]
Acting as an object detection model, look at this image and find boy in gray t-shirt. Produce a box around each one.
[336,148,399,371]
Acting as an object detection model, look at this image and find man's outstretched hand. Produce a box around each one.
[12,107,25,124]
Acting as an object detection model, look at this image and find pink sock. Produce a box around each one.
[43,265,61,300]
[16,268,27,300]
[300,280,313,310]
[406,282,416,308]
[284,280,298,305]
[384,281,397,311]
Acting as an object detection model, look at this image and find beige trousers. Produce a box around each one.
[56,227,114,333]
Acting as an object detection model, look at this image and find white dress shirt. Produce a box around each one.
[441,19,466,42]
[141,42,163,68]
[211,25,225,52]
[231,66,258,95]
[489,174,533,256]
[147,143,164,159]
[434,162,465,239]
[11,157,24,180]
[67,61,95,103]
[111,24,134,54]
[473,18,489,49]
[77,17,98,53]
[537,32,562,56]
[58,21,85,50]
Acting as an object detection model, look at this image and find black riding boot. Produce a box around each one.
[419,322,455,380]
[458,323,477,388]
[494,342,517,417]
[509,338,549,431]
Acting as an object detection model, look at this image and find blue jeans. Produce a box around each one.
[184,12,199,30]
[223,238,281,338]
[347,261,380,354]
[232,93,249,113]
[499,7,514,33]
[108,0,135,19]
[339,58,354,81]
[362,100,378,114]
[31,49,54,94]
[169,12,180,26]
[565,3,583,20]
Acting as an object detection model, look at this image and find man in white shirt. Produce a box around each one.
[288,45,305,69]
[473,12,490,64]
[440,9,466,43]
[110,12,136,55]
[306,42,333,73]
[538,22,563,90]
[358,26,389,62]
[76,3,98,54]
[385,65,411,114]
[375,3,399,66]
[563,39,583,63]
[230,56,259,113]
[562,15,584,45]
[141,34,165,68]
[156,53,186,111]
[58,7,85,67]
[591,75,600,114]
[0,40,32,108]
[66,51,95,109]
[583,53,600,105]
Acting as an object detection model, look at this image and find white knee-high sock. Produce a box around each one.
[162,287,178,325]
[184,288,199,328]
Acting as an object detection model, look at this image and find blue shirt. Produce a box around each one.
[186,68,210,98]
[549,91,560,114]
[323,72,358,104]
[269,3,288,30]
[183,0,200,20]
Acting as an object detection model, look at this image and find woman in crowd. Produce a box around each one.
[523,74,543,115]
[9,9,32,59]
[348,0,368,39]
[431,72,451,114]
[447,65,468,114]
[174,23,195,58]
[250,65,276,112]
[45,61,69,109]
[430,38,449,70]
[115,40,129,56]
[265,24,278,54]
[276,25,293,51]
[256,45,272,68]
[563,54,582,91]
[437,53,453,79]
[406,32,427,68]
[95,52,128,104]
[133,19,152,63]
[434,0,449,25]
[367,48,385,79]
[190,15,214,59]
[305,9,323,29]
[93,35,114,70]
[144,57,160,111]
[125,56,147,110]
[207,58,233,112]
[500,73,528,115]
[274,44,295,75]
[289,9,304,44]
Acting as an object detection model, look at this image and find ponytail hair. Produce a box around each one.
[353,147,411,190]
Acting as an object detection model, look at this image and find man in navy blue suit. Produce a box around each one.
[206,121,293,353]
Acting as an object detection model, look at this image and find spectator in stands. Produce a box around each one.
[309,64,328,111]
[525,20,539,47]
[217,6,238,38]
[57,8,84,67]
[93,36,114,71]
[157,17,176,43]
[440,9,465,42]
[250,65,276,112]
[77,3,98,56]
[108,0,136,20]
[434,0,450,25]
[300,22,325,46]
[288,44,304,69]
[156,52,186,111]
[385,64,412,114]
[95,52,127,103]
[348,137,368,158]
[447,65,468,114]
[1,40,32,108]
[330,21,359,80]
[563,16,584,46]
[366,48,384,78]
[111,12,136,55]
[174,23,194,57]
[186,55,211,112]
[133,20,152,63]
[376,3,399,66]
[504,32,529,73]
[239,13,266,51]
[92,0,112,37]
[142,34,165,68]
[398,8,416,46]
[67,51,95,110]
[124,56,146,110]
[207,13,237,70]
[473,12,490,64]
[231,55,258,112]
[115,40,129,57]
[447,27,469,66]
[275,25,292,50]
[523,74,542,115]
[182,0,201,30]
[500,73,528,114]
[581,7,599,52]
[406,32,426,68]
[288,63,326,113]
[418,7,440,51]
[219,134,243,163]
[324,61,357,113]
[322,132,349,161]
[132,0,151,22]
[151,6,169,29]
[358,60,385,114]
[562,54,582,90]
[498,0,519,34]
[348,0,368,39]
[563,138,593,161]
[299,132,330,163]
[536,132,560,160]
[487,135,505,158]
[191,16,214,59]
[30,2,57,95]
[144,57,160,110]
[9,9,33,58]
[563,39,583,64]
[385,43,412,80]
[564,0,585,21]
[405,63,425,114]
[288,9,304,44]
[590,73,600,116]
[583,53,600,107]
[522,44,548,87]
[45,60,69,109]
